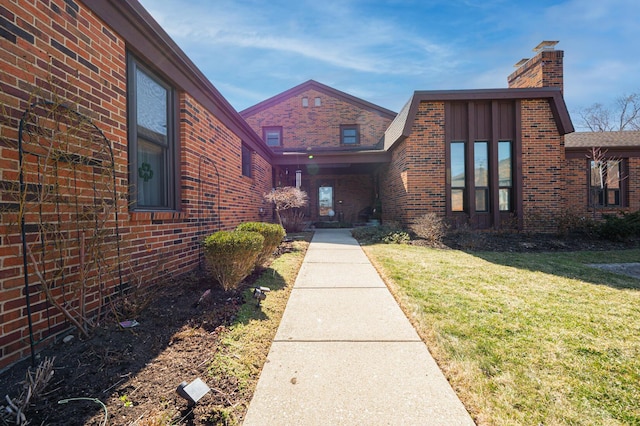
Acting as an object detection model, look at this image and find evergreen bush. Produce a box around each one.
[236,222,285,267]
[203,230,264,291]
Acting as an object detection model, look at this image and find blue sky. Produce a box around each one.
[138,0,639,127]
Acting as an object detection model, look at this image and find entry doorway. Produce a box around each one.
[319,185,334,218]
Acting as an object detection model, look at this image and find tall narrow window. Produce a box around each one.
[590,159,622,207]
[128,55,175,209]
[450,142,465,212]
[498,141,512,211]
[242,144,252,177]
[474,141,489,212]
[341,125,359,145]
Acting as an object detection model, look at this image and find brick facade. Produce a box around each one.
[380,102,447,224]
[508,48,564,93]
[519,99,567,231]
[242,80,396,222]
[0,0,271,370]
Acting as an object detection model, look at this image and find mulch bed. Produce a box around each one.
[0,268,253,425]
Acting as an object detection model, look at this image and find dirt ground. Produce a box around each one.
[0,232,638,425]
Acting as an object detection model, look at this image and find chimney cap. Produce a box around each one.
[533,40,559,52]
[514,58,530,68]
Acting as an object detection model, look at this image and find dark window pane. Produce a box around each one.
[475,188,488,212]
[265,130,280,146]
[242,144,252,177]
[342,128,358,144]
[137,138,166,207]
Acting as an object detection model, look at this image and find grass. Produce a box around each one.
[206,235,309,424]
[362,245,640,426]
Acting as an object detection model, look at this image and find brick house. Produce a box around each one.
[0,0,272,370]
[1,0,638,372]
[242,42,575,231]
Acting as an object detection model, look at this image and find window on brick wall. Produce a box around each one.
[448,139,514,214]
[127,54,177,210]
[263,127,282,147]
[341,125,359,145]
[498,141,513,211]
[450,141,466,212]
[589,159,625,207]
[242,143,253,177]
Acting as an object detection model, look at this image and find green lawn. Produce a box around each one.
[363,245,640,426]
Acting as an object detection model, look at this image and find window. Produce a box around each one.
[128,54,176,209]
[449,139,514,214]
[302,97,309,107]
[319,186,334,216]
[590,159,623,207]
[341,125,359,145]
[263,127,282,147]
[315,97,321,107]
[498,141,512,211]
[242,143,252,177]
[450,142,465,212]
[474,141,489,212]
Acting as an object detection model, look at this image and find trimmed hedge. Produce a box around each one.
[236,222,285,267]
[203,230,264,291]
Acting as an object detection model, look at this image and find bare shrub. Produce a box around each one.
[409,213,448,243]
[264,187,308,232]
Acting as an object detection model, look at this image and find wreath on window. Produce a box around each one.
[138,162,154,182]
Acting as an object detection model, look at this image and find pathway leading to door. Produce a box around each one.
[243,228,475,425]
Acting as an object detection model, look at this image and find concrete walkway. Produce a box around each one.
[243,229,475,425]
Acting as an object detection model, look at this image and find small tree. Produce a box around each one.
[264,187,308,232]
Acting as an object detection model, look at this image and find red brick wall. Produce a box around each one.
[243,88,392,149]
[381,99,567,232]
[0,0,271,370]
[508,50,564,93]
[566,155,640,218]
[380,102,447,225]
[520,99,566,231]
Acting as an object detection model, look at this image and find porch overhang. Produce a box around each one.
[272,149,391,173]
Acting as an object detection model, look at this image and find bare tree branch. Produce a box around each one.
[578,92,640,131]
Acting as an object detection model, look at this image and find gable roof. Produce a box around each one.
[240,80,397,119]
[565,131,640,148]
[384,88,574,150]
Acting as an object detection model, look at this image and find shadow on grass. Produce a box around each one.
[470,249,640,291]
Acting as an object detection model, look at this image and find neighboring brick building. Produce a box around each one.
[565,131,640,217]
[0,0,272,370]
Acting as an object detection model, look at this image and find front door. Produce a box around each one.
[318,185,334,219]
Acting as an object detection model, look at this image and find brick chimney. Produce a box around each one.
[508,41,563,93]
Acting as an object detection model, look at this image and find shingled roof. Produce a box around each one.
[565,131,640,148]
